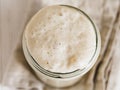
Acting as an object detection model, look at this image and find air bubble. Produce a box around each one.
[47,52,50,54]
[47,61,49,64]
[59,42,61,45]
[59,12,63,16]
[48,16,51,20]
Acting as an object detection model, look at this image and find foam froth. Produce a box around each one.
[25,5,96,73]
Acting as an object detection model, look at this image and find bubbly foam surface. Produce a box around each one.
[25,5,96,73]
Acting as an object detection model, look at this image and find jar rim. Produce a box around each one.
[23,5,101,79]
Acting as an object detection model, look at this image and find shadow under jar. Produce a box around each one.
[22,5,101,88]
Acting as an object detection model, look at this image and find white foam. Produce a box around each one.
[25,5,96,73]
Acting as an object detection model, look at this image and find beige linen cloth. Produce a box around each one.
[1,0,120,90]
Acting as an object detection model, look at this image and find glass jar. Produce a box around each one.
[22,5,101,88]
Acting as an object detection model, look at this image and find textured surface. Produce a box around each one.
[25,5,97,73]
[0,0,120,90]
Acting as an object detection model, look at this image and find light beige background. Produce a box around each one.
[0,0,120,90]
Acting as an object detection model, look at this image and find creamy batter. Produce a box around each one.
[25,5,96,73]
